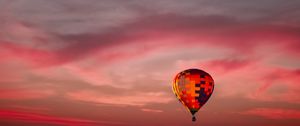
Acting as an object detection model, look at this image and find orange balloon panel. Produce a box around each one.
[173,69,214,116]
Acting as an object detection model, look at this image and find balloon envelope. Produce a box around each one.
[172,69,214,121]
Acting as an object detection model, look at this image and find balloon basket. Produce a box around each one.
[192,116,196,122]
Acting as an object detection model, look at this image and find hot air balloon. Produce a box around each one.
[172,69,214,121]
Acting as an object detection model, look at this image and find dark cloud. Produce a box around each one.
[56,15,300,67]
[3,0,300,33]
[6,13,299,66]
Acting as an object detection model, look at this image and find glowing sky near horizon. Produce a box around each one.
[0,0,300,126]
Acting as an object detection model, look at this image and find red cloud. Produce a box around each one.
[0,42,57,67]
[240,108,300,120]
[0,109,99,126]
[0,88,55,100]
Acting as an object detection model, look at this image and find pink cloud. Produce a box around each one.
[240,108,300,120]
[95,41,161,63]
[0,17,69,67]
[0,109,99,126]
[249,68,300,104]
[67,90,173,106]
[259,69,300,91]
[0,88,55,100]
[62,64,114,87]
[0,42,57,67]
[200,59,253,74]
[0,65,24,83]
[1,14,299,69]
[141,108,163,113]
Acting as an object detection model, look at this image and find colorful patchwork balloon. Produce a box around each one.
[172,69,214,121]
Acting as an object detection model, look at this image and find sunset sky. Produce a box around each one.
[0,0,300,126]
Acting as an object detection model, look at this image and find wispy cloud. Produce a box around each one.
[141,108,163,113]
[0,109,100,126]
[67,90,173,106]
[240,108,300,120]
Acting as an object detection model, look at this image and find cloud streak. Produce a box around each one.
[67,90,173,106]
[240,108,300,120]
[0,109,100,126]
